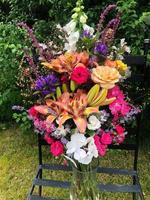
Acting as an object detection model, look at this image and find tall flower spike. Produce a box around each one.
[97,4,117,32]
[17,22,52,62]
[102,14,121,45]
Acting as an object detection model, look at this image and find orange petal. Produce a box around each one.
[83,107,99,116]
[73,117,87,134]
[58,113,72,127]
[42,62,53,69]
[46,115,56,124]
[34,105,49,115]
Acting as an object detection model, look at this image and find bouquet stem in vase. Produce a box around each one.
[70,163,99,200]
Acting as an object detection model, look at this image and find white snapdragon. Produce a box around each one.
[87,115,101,130]
[63,20,77,35]
[64,31,80,52]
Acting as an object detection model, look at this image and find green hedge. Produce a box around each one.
[0,23,24,121]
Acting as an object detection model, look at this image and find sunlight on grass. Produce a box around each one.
[0,125,150,200]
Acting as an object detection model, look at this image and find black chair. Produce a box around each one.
[28,39,149,200]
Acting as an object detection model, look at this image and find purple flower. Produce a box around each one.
[12,105,24,111]
[94,43,108,56]
[81,30,92,38]
[35,74,59,95]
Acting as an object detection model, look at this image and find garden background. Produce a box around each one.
[0,0,150,199]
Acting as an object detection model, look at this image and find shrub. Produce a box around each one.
[0,23,24,121]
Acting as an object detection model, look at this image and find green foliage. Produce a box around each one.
[0,23,24,121]
[13,111,32,132]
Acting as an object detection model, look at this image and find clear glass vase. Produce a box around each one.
[70,163,99,200]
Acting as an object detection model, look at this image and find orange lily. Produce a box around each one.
[35,90,99,134]
[42,51,89,74]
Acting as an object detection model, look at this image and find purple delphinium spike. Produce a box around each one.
[17,22,52,62]
[101,14,121,44]
[24,51,39,78]
[97,4,117,31]
[35,74,59,95]
[94,42,108,56]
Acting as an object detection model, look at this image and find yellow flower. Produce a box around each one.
[91,65,121,89]
[116,60,128,71]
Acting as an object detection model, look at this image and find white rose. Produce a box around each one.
[87,115,101,130]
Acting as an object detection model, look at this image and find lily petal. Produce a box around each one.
[58,112,72,127]
[73,117,87,134]
[34,105,49,115]
[46,115,57,124]
[84,107,99,116]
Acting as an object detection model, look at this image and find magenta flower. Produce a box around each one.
[101,132,112,145]
[50,141,64,157]
[94,135,107,156]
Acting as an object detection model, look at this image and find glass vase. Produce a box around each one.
[70,163,99,200]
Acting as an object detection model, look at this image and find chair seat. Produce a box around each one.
[28,163,144,200]
[29,195,62,200]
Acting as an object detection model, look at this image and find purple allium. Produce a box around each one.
[94,42,108,56]
[81,30,92,38]
[35,74,59,95]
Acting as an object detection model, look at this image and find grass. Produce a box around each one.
[0,125,150,200]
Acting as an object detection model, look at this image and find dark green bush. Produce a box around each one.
[0,23,25,121]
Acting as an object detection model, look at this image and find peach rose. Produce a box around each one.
[91,65,121,89]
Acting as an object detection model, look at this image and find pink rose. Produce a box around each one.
[50,141,64,157]
[70,66,90,85]
[44,134,54,145]
[101,132,112,145]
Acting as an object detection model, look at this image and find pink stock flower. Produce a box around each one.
[94,135,107,156]
[115,124,125,135]
[115,124,125,144]
[120,103,131,116]
[108,86,131,118]
[117,134,125,144]
[101,132,112,145]
[50,141,64,156]
[108,86,124,99]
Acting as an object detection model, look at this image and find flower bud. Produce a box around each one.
[72,13,78,19]
[80,15,87,24]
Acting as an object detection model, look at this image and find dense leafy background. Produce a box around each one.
[0,0,149,123]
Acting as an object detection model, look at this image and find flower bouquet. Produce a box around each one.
[16,1,141,199]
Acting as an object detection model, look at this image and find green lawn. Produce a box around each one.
[0,125,150,200]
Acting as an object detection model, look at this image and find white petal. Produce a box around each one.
[83,24,94,35]
[74,149,87,161]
